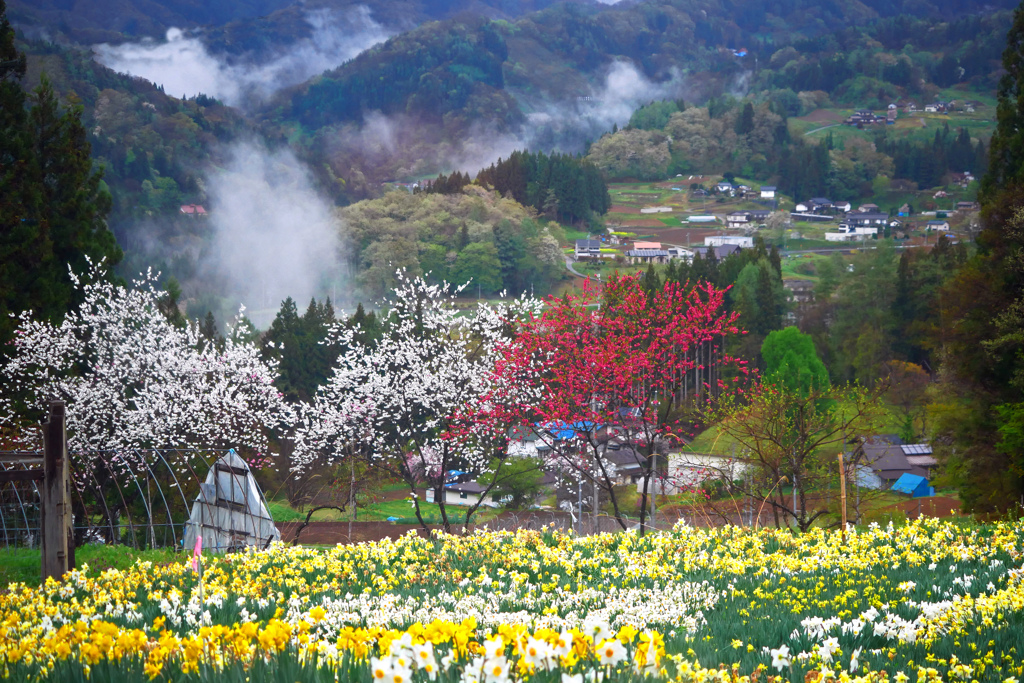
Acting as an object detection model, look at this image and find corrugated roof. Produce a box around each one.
[627,249,669,257]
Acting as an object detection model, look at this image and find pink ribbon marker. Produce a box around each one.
[192,534,202,573]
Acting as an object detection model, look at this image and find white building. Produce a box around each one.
[705,235,753,248]
[426,481,504,508]
[760,186,776,199]
[667,247,694,262]
[640,451,750,495]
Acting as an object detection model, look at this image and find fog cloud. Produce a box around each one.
[202,141,347,326]
[325,59,688,185]
[520,60,686,148]
[93,6,390,108]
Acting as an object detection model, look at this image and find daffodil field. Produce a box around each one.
[1,518,1023,683]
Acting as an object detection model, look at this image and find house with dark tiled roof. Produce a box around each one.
[575,239,602,259]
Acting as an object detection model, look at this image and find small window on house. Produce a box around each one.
[460,492,468,499]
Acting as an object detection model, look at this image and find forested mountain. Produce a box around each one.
[5,0,574,44]
[257,0,1014,203]
[7,0,1017,213]
[17,40,252,235]
[586,98,987,201]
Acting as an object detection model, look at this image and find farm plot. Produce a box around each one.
[0,518,1022,682]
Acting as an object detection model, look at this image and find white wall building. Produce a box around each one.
[638,451,750,495]
[426,481,504,508]
[705,235,753,248]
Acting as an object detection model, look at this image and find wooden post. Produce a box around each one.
[838,452,848,544]
[41,401,72,582]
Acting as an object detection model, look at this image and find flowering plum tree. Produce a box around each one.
[487,274,746,534]
[0,263,294,475]
[293,271,542,532]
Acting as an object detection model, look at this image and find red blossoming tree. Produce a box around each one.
[485,274,748,534]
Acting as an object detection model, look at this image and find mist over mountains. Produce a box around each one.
[93,6,391,107]
[7,0,1020,320]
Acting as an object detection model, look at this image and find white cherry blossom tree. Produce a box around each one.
[293,271,542,532]
[0,262,294,471]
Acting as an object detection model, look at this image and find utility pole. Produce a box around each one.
[839,452,848,543]
[577,473,583,534]
[649,449,657,532]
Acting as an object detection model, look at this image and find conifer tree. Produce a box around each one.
[0,3,121,348]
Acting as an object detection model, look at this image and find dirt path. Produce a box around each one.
[804,124,839,136]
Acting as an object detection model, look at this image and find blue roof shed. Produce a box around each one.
[890,473,934,498]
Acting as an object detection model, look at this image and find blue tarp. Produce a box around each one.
[891,473,933,498]
[538,420,599,441]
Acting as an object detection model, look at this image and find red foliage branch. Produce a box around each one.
[474,273,750,532]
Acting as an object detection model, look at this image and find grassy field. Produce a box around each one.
[0,544,179,587]
[267,491,504,526]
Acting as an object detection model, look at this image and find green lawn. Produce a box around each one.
[0,545,180,587]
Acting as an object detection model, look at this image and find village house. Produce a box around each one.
[627,241,669,264]
[950,172,975,188]
[748,210,770,224]
[844,110,885,126]
[760,185,776,199]
[666,246,694,262]
[180,204,208,216]
[574,239,602,260]
[848,212,889,227]
[956,201,979,211]
[726,212,752,229]
[627,248,669,264]
[705,235,753,248]
[857,203,880,213]
[426,480,504,508]
[857,438,938,489]
[926,220,950,231]
[715,181,735,194]
[825,231,857,242]
[783,279,814,304]
[603,444,648,486]
[652,450,750,494]
[692,244,742,261]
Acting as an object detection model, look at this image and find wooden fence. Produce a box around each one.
[0,401,73,580]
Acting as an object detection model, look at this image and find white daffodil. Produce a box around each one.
[553,630,574,657]
[371,656,391,682]
[523,637,553,670]
[482,655,511,683]
[771,644,791,671]
[596,638,627,668]
[483,636,505,660]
